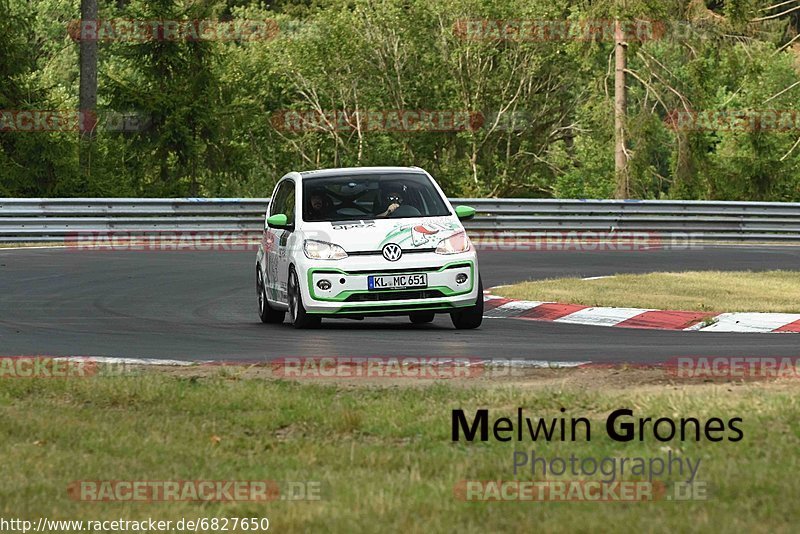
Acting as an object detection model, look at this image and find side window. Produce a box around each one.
[283,185,296,226]
[270,181,289,217]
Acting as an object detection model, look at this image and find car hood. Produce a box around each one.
[300,216,464,252]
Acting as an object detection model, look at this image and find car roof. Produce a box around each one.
[296,166,425,179]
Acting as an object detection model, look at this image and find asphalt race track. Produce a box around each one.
[1,245,799,364]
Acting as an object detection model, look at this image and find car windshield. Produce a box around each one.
[302,173,451,222]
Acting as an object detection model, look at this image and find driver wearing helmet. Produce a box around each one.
[307,188,333,220]
[376,184,407,217]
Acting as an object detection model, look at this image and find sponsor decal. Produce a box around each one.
[380,220,460,248]
[330,220,376,230]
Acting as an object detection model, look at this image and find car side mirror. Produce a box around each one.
[267,213,290,229]
[455,205,476,220]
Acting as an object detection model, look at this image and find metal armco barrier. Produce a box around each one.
[2,198,800,242]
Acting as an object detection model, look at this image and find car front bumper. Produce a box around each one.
[297,251,479,315]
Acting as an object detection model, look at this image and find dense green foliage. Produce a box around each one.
[1,0,799,199]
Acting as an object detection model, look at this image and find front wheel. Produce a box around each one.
[257,266,285,324]
[288,268,321,329]
[450,277,483,329]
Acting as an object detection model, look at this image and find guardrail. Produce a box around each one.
[2,198,800,242]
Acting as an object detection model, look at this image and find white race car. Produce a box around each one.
[256,166,482,329]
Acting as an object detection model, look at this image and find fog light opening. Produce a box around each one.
[317,279,332,290]
[455,273,468,285]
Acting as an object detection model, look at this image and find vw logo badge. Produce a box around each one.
[382,243,403,262]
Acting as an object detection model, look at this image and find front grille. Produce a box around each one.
[345,250,382,256]
[345,289,445,302]
[347,248,435,256]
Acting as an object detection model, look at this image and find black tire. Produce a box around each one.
[288,268,321,329]
[450,277,483,329]
[257,266,285,324]
[409,311,435,324]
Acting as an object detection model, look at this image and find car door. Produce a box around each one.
[264,180,290,301]
[275,180,296,302]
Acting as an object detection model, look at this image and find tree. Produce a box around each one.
[79,0,98,177]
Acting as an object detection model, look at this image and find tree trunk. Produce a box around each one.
[614,19,629,199]
[79,0,98,176]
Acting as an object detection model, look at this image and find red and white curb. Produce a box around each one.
[483,293,800,333]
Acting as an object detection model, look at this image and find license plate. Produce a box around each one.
[368,273,428,290]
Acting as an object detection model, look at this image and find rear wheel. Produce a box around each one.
[257,266,285,324]
[409,311,435,324]
[450,277,483,329]
[288,268,321,329]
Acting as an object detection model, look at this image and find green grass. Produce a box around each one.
[1,368,800,532]
[493,270,800,313]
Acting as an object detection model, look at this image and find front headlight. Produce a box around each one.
[435,231,471,254]
[303,239,348,260]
